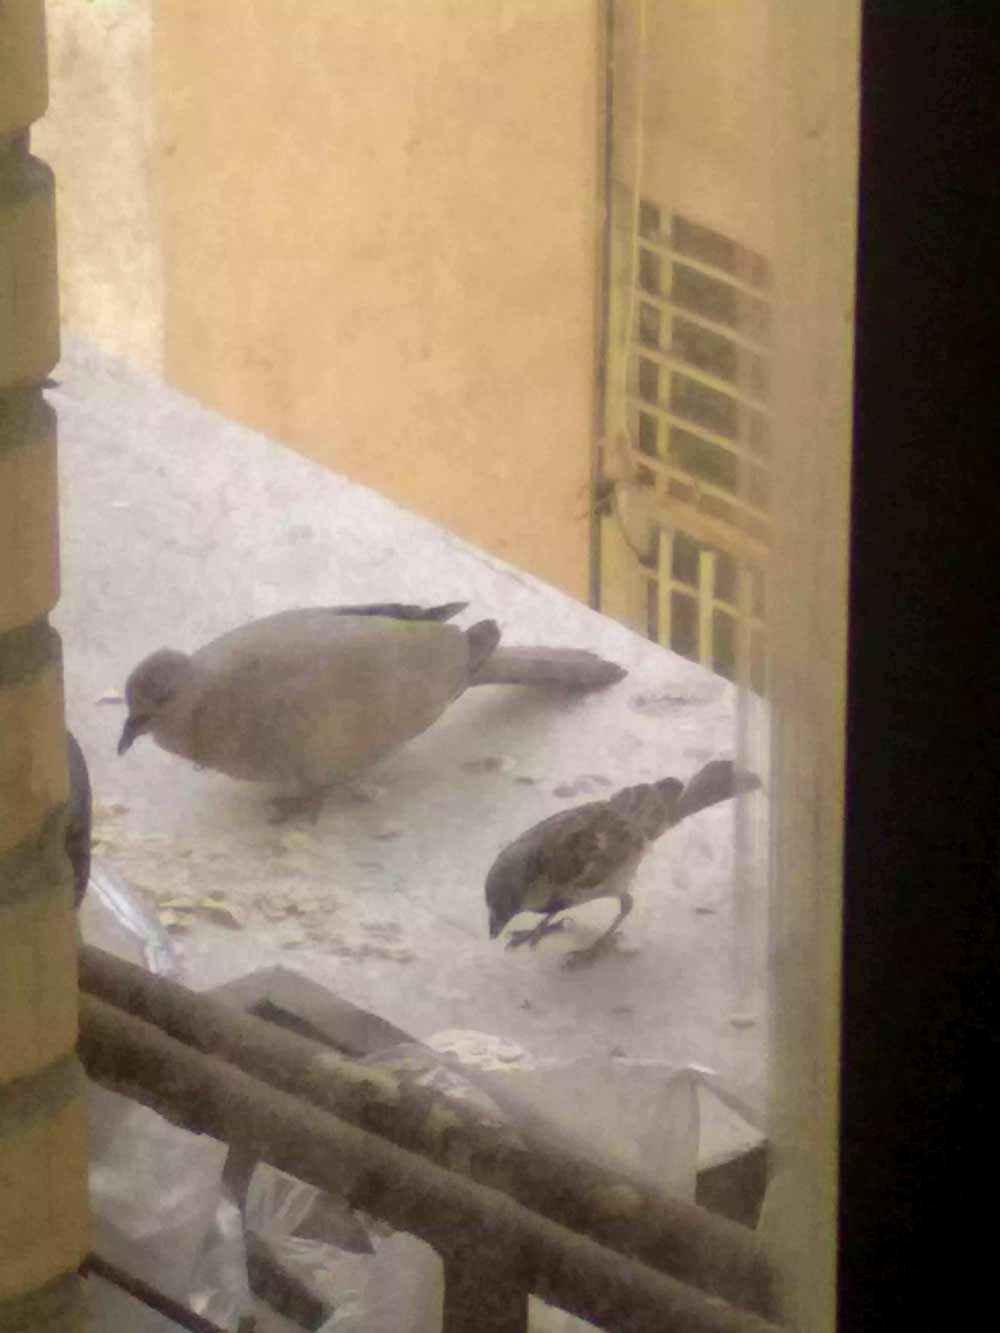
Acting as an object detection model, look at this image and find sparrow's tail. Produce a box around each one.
[470,644,627,690]
[677,758,762,822]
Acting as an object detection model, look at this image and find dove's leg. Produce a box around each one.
[563,893,634,970]
[506,912,566,950]
[268,774,386,823]
[268,788,327,825]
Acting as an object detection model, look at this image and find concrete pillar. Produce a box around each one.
[763,3,860,1330]
[1,3,89,1329]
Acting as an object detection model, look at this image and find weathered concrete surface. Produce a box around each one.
[55,337,768,1161]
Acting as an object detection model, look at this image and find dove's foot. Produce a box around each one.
[268,790,325,825]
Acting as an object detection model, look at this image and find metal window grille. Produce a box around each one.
[597,200,771,695]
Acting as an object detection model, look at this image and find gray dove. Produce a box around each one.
[485,759,762,968]
[118,601,625,819]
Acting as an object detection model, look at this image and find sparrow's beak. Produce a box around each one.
[117,714,148,755]
[488,909,505,940]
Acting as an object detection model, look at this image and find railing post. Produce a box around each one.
[441,1254,529,1333]
[1,4,89,1330]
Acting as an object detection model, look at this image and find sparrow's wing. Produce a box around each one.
[536,803,646,892]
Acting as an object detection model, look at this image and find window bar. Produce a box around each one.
[698,550,717,670]
[657,526,674,649]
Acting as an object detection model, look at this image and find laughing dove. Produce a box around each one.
[118,601,625,817]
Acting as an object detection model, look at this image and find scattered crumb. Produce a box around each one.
[260,901,293,921]
[157,909,193,932]
[630,679,725,715]
[277,829,321,853]
[325,940,416,963]
[347,781,386,803]
[96,691,125,705]
[159,895,199,912]
[94,801,128,819]
[198,895,247,929]
[429,1029,535,1072]
[462,755,517,775]
[552,776,613,799]
[629,691,693,716]
[363,921,403,940]
[730,1013,757,1029]
[514,776,538,786]
[372,824,403,841]
[694,905,717,916]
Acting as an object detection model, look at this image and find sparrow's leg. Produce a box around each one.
[563,893,634,970]
[506,912,566,950]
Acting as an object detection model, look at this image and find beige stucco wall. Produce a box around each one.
[36,0,599,600]
[32,0,163,376]
[614,0,773,248]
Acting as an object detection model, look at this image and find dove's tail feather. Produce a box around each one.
[465,619,503,675]
[330,601,468,623]
[471,645,627,690]
[676,759,762,822]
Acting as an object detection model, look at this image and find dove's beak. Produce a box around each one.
[117,714,148,755]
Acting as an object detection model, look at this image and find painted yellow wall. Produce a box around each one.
[34,0,163,375]
[39,1,599,600]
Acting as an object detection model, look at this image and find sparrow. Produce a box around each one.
[485,758,762,967]
[117,601,625,819]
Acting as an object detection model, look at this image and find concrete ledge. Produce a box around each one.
[55,335,768,1160]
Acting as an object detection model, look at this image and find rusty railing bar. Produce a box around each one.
[79,992,781,1333]
[79,944,774,1318]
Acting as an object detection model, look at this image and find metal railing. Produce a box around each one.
[79,945,780,1333]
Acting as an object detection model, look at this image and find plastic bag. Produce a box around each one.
[82,867,761,1331]
[82,858,182,980]
[83,858,247,1328]
[310,1036,705,1333]
[316,1233,444,1333]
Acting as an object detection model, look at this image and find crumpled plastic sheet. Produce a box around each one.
[81,860,762,1331]
[83,860,246,1329]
